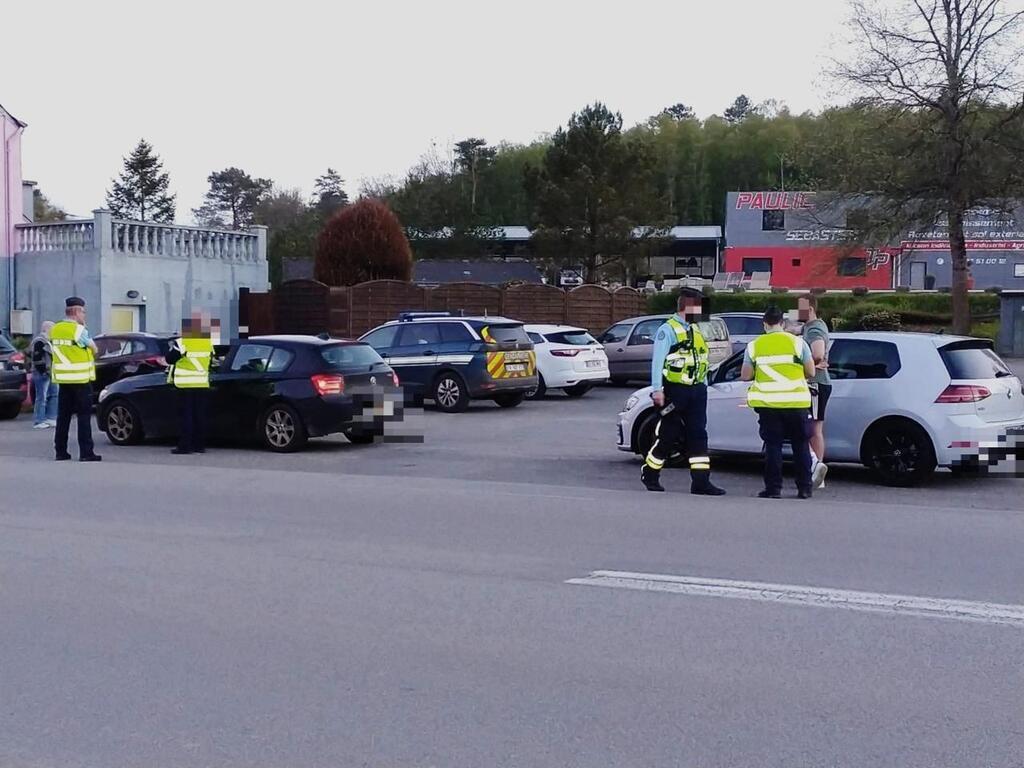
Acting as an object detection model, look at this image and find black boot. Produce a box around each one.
[691,470,726,496]
[641,465,665,492]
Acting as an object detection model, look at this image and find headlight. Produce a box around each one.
[98,387,110,403]
[624,394,640,411]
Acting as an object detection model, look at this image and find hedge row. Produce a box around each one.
[646,291,1000,326]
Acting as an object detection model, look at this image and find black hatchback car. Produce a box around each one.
[0,332,27,420]
[97,335,402,451]
[93,332,176,402]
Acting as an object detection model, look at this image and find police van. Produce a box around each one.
[359,312,538,412]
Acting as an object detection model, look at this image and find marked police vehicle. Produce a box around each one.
[359,312,538,412]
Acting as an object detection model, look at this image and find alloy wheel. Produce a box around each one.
[265,409,295,448]
[108,405,134,443]
[437,378,460,409]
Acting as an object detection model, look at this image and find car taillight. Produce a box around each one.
[10,352,24,365]
[311,373,345,396]
[551,349,581,357]
[391,371,400,387]
[143,355,166,367]
[935,384,991,403]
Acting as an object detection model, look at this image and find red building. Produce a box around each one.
[722,191,895,290]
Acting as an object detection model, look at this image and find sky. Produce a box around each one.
[4,0,851,222]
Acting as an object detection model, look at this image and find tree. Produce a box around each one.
[33,189,66,222]
[192,167,272,229]
[833,0,1024,333]
[661,103,696,121]
[724,95,753,124]
[254,188,319,285]
[454,138,498,215]
[312,168,349,216]
[314,199,413,286]
[105,139,176,222]
[530,103,666,281]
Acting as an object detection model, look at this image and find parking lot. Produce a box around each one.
[1,379,1023,767]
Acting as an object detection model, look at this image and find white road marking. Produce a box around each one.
[565,571,1024,627]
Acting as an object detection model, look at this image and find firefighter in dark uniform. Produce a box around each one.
[642,288,726,495]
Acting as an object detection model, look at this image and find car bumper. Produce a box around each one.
[932,415,1024,467]
[471,375,539,398]
[297,388,405,438]
[616,410,636,452]
[542,366,609,389]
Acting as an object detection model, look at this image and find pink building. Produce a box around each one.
[1,102,30,327]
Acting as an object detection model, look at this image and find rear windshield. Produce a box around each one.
[940,343,1011,380]
[544,330,598,346]
[320,343,385,370]
[156,338,173,356]
[485,325,530,344]
[722,316,763,336]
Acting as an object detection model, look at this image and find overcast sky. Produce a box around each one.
[5,0,851,222]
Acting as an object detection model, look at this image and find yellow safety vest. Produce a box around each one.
[48,320,95,385]
[746,331,812,409]
[168,336,213,389]
[662,317,710,386]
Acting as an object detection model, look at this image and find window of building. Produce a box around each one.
[792,258,801,267]
[1015,263,1024,278]
[828,340,902,380]
[762,210,786,231]
[742,257,773,275]
[837,257,867,276]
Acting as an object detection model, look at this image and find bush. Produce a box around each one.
[314,199,412,286]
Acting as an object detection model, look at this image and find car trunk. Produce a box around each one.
[938,340,1024,423]
[543,329,607,373]
[482,324,535,379]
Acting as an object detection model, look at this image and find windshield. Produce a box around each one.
[485,325,530,344]
[940,343,1011,380]
[320,343,386,370]
[544,330,598,346]
[721,316,763,336]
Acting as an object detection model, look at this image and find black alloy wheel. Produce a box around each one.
[864,419,936,487]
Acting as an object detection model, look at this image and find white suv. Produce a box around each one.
[615,332,1023,486]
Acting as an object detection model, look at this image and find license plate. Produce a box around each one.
[373,401,394,416]
[585,360,603,368]
[506,363,527,374]
[504,351,529,363]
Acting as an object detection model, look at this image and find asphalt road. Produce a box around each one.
[1,383,1023,767]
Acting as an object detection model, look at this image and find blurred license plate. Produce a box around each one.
[506,363,526,374]
[585,360,602,368]
[372,401,394,416]
[504,351,529,362]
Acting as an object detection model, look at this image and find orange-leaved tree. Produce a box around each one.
[314,198,413,286]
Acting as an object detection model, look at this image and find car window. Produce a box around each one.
[722,316,763,336]
[321,343,385,370]
[828,339,902,380]
[398,323,441,347]
[96,338,129,359]
[528,332,546,344]
[440,323,475,343]
[939,342,1011,379]
[629,320,664,346]
[266,348,294,373]
[544,330,598,346]
[600,323,631,344]
[698,320,727,343]
[231,344,274,373]
[716,353,745,382]
[484,324,530,344]
[361,325,400,350]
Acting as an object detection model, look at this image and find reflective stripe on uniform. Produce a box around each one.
[747,331,810,409]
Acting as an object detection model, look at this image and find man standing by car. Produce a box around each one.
[30,320,58,429]
[799,294,831,488]
[166,311,213,455]
[742,305,816,499]
[49,297,101,462]
[642,288,726,495]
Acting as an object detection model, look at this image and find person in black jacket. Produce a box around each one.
[30,320,58,429]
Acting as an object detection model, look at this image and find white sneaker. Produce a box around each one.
[46,419,57,427]
[33,422,51,430]
[812,461,829,489]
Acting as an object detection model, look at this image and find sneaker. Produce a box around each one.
[812,461,829,489]
[33,422,51,429]
[45,419,57,427]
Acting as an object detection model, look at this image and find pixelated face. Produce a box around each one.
[679,297,705,320]
[797,297,813,321]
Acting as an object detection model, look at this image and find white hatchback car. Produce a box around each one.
[615,332,1024,486]
[525,324,609,398]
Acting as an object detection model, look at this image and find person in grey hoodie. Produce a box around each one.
[30,320,59,428]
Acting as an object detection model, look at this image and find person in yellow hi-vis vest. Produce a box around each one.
[49,296,101,462]
[741,305,817,499]
[166,311,214,455]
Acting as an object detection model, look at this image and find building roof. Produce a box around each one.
[413,259,544,286]
[0,103,27,128]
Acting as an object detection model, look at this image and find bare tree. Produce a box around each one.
[833,0,1024,332]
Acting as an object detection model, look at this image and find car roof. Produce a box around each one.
[246,334,361,346]
[96,332,176,339]
[715,312,763,318]
[525,324,587,333]
[831,331,983,347]
[387,316,521,325]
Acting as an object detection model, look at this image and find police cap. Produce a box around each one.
[65,296,86,308]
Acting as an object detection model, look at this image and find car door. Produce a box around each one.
[707,351,759,453]
[623,318,666,381]
[212,343,277,439]
[599,322,634,379]
[387,323,441,396]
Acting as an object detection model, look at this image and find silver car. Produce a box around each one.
[599,314,732,386]
[615,332,1024,486]
[718,311,805,355]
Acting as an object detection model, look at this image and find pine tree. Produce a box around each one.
[311,168,349,216]
[105,139,176,222]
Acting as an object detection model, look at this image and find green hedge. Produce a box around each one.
[647,290,999,327]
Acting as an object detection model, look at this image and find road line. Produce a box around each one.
[565,571,1024,627]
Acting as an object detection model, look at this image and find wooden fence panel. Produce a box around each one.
[566,285,613,332]
[275,280,330,334]
[242,291,275,337]
[349,280,428,336]
[502,283,566,325]
[611,286,644,322]
[328,286,352,338]
[427,282,504,316]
